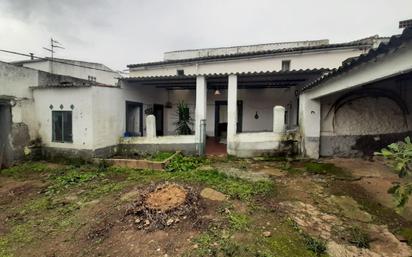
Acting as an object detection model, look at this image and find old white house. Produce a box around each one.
[120,35,390,157]
[1,28,411,167]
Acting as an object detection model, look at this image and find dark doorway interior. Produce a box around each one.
[214,100,243,138]
[125,101,143,136]
[0,103,12,168]
[153,104,164,136]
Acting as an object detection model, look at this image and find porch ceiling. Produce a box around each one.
[123,69,328,90]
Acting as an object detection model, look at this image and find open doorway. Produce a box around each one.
[125,101,143,136]
[214,100,243,142]
[153,104,164,136]
[0,103,12,168]
[206,100,243,156]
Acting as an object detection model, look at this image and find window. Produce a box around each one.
[177,69,185,76]
[52,111,73,143]
[88,75,96,82]
[281,60,291,71]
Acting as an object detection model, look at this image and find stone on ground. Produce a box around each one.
[200,188,227,201]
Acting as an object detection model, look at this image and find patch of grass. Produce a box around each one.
[0,162,50,178]
[304,162,350,178]
[398,228,412,246]
[46,168,102,195]
[227,213,250,231]
[148,151,175,161]
[81,181,126,200]
[118,165,275,201]
[302,234,327,256]
[280,161,304,175]
[345,226,370,248]
[288,219,327,256]
[165,154,209,172]
[178,169,275,200]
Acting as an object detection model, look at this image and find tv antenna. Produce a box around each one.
[43,38,64,59]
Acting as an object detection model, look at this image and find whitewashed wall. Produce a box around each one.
[130,48,366,77]
[33,87,94,150]
[89,83,168,150]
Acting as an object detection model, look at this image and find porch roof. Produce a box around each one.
[122,69,328,90]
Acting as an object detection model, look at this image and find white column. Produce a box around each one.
[273,106,285,133]
[227,74,238,140]
[146,114,156,138]
[195,76,207,143]
[299,93,321,159]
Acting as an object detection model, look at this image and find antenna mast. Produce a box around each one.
[43,38,64,74]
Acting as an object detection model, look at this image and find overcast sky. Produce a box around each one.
[0,0,411,71]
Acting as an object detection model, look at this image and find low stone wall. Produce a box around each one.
[102,151,179,171]
[119,135,197,155]
[320,131,412,157]
[42,145,118,160]
[227,132,295,157]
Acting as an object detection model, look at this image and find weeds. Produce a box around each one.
[149,151,175,161]
[165,154,208,172]
[346,226,370,248]
[302,234,327,256]
[227,212,250,231]
[0,162,50,178]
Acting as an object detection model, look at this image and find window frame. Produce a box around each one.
[52,110,73,143]
[281,60,291,71]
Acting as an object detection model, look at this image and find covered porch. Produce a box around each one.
[120,70,325,156]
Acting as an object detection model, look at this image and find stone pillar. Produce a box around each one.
[195,76,207,143]
[146,115,156,138]
[273,106,286,133]
[299,93,321,159]
[227,74,238,140]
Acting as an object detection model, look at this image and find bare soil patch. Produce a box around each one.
[124,182,201,230]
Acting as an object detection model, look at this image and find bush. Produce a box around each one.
[376,137,412,209]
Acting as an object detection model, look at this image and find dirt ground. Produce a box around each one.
[0,157,412,257]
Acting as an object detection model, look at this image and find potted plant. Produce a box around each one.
[174,101,193,135]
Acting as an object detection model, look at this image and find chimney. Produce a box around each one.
[399,19,412,29]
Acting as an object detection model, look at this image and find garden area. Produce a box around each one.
[0,149,412,257]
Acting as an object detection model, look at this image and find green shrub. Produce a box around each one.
[376,137,412,209]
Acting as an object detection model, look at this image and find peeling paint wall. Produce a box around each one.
[0,104,12,168]
[319,79,412,156]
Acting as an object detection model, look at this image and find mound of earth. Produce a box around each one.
[124,183,200,230]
